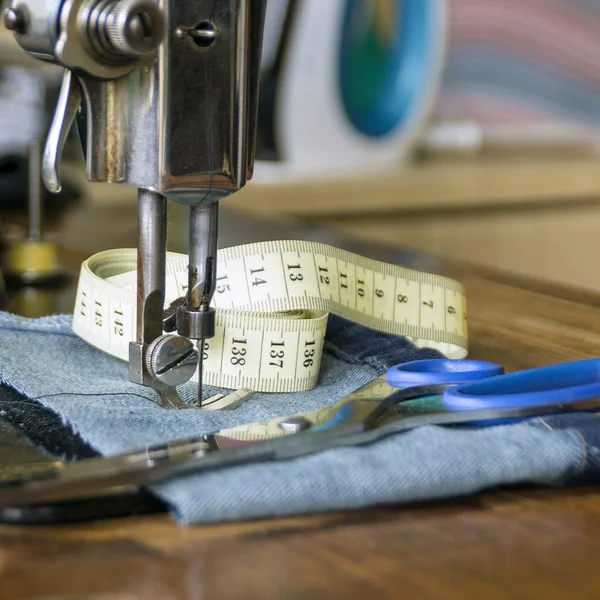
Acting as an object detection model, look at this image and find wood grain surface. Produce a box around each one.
[2,207,600,599]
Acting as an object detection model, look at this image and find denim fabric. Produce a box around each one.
[0,311,591,525]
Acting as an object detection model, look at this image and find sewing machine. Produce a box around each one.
[3,0,267,408]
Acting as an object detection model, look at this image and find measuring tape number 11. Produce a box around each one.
[72,240,468,394]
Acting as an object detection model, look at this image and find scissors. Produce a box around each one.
[1,358,600,507]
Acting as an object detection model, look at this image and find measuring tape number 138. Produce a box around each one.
[72,240,468,393]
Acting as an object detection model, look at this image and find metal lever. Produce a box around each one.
[43,70,82,194]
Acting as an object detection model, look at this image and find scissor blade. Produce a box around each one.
[264,397,600,462]
[0,378,390,507]
[366,396,600,440]
[214,375,394,443]
[0,437,252,507]
[0,421,367,507]
[2,396,597,508]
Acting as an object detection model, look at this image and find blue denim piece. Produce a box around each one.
[0,311,590,525]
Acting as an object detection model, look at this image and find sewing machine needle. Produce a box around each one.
[197,339,205,406]
[178,201,219,409]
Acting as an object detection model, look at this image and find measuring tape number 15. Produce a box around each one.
[72,240,468,393]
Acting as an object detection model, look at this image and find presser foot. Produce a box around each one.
[129,339,199,410]
[155,384,197,410]
[128,336,251,410]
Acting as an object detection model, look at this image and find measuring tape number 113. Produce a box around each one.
[72,240,469,393]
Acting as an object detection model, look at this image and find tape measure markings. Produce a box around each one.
[72,241,468,393]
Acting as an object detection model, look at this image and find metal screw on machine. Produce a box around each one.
[145,335,198,388]
[175,21,218,47]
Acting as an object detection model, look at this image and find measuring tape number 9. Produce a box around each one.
[72,240,468,393]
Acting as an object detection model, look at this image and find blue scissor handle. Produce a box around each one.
[386,359,504,388]
[316,360,503,432]
[443,358,600,411]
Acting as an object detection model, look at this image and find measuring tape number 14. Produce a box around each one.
[72,240,468,393]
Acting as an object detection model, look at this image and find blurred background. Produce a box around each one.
[3,0,600,316]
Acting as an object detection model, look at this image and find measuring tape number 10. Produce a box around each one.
[72,240,468,393]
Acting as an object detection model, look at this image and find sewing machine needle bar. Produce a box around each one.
[128,188,168,391]
[197,339,205,405]
[187,201,219,406]
[188,202,219,309]
[137,189,167,345]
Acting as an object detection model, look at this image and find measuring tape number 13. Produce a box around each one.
[72,240,469,393]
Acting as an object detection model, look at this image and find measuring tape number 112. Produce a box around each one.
[72,240,469,393]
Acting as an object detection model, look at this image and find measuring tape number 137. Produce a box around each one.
[72,240,468,393]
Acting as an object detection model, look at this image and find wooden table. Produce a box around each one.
[2,207,600,599]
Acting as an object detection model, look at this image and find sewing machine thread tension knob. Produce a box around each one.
[104,0,166,58]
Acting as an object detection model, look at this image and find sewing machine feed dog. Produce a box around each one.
[3,0,267,409]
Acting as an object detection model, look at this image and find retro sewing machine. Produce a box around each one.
[3,0,267,408]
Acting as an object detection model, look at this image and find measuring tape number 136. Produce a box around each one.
[72,240,469,393]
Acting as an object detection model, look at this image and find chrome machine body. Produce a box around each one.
[3,0,266,407]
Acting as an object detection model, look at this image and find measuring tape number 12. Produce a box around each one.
[72,240,468,393]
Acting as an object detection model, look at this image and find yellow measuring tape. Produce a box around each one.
[72,240,468,393]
